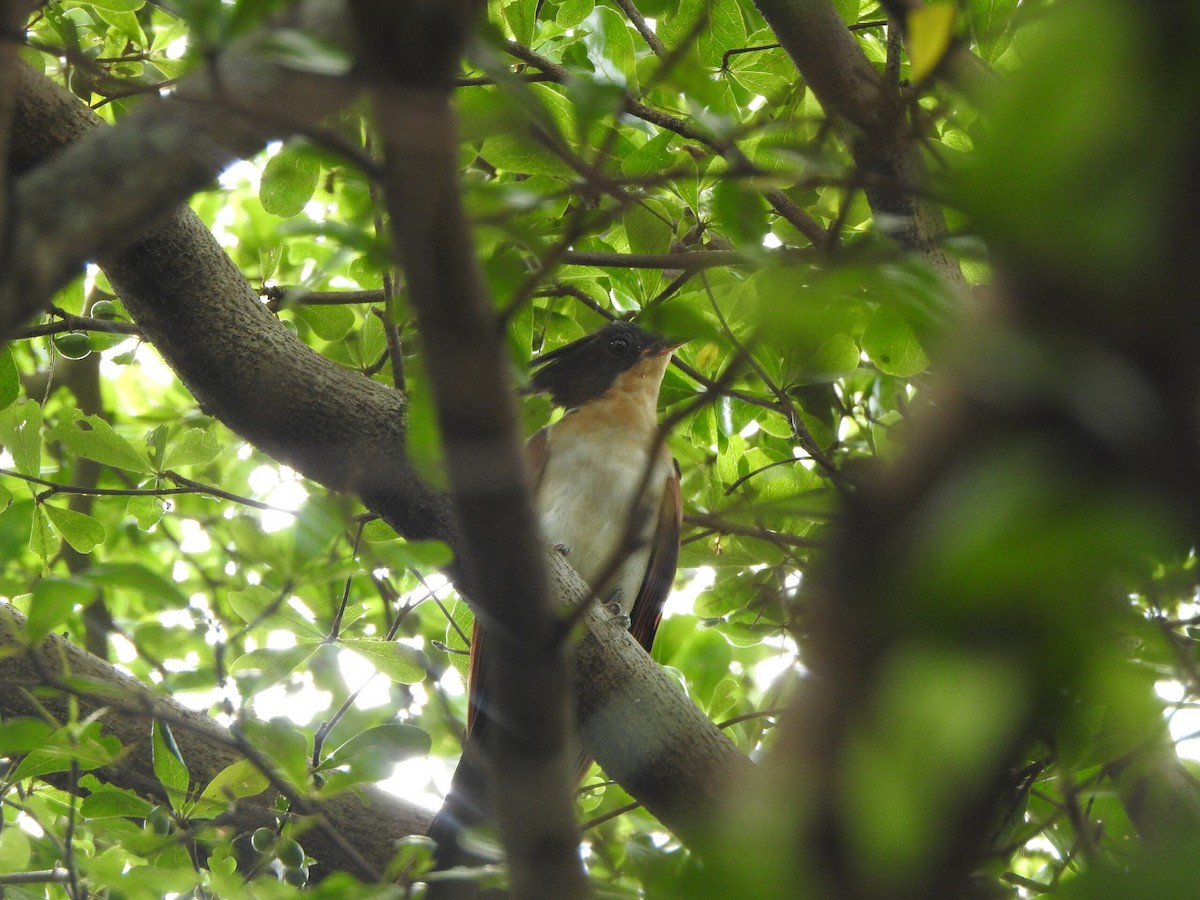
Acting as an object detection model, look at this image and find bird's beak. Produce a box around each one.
[651,338,685,356]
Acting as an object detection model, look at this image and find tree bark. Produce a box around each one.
[0,0,359,340]
[0,602,431,881]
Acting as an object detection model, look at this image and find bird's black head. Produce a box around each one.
[529,321,677,410]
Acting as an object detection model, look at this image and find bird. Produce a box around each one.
[426,320,683,889]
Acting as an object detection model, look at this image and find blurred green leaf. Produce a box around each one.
[0,717,54,755]
[322,722,432,786]
[228,585,325,639]
[861,306,929,377]
[231,644,322,683]
[0,347,19,409]
[339,638,429,684]
[907,3,957,83]
[196,758,270,811]
[162,426,222,469]
[152,719,190,807]
[80,787,155,819]
[13,722,122,780]
[260,144,321,218]
[26,576,92,644]
[0,399,43,477]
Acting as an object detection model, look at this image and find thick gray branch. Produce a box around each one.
[7,50,458,549]
[0,0,354,339]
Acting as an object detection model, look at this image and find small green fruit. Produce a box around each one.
[89,300,121,321]
[53,332,92,359]
[276,837,305,868]
[251,827,276,852]
[282,864,308,887]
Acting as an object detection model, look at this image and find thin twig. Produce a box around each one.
[684,513,820,550]
[612,0,666,57]
[0,868,74,886]
[502,41,829,248]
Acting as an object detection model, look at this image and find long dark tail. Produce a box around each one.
[426,741,500,899]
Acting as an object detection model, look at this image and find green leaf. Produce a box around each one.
[907,3,958,83]
[295,303,355,341]
[708,675,741,721]
[802,333,861,381]
[228,585,325,639]
[968,0,1018,61]
[0,824,31,872]
[703,0,748,67]
[622,131,675,177]
[557,0,591,28]
[197,758,270,809]
[82,561,190,608]
[49,409,149,473]
[259,243,283,280]
[831,0,858,25]
[153,720,190,808]
[92,7,147,44]
[260,28,353,76]
[29,503,58,564]
[624,202,673,298]
[480,132,575,178]
[361,518,401,542]
[80,788,155,819]
[444,598,474,682]
[0,399,43,476]
[0,717,54,754]
[364,534,456,571]
[676,628,729,705]
[711,180,769,247]
[0,347,19,409]
[322,722,432,783]
[290,495,343,569]
[162,427,222,469]
[27,576,93,644]
[339,638,429,684]
[12,722,121,780]
[502,0,538,45]
[127,493,167,530]
[230,644,321,683]
[85,0,144,10]
[260,144,321,218]
[234,717,311,790]
[624,201,673,256]
[43,503,107,553]
[593,6,637,90]
[861,305,930,377]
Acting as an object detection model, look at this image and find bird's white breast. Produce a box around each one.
[537,418,670,615]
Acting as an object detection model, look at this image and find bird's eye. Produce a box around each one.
[608,337,630,357]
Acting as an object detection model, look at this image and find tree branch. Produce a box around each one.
[0,1,361,340]
[751,0,965,288]
[7,61,459,546]
[500,40,830,248]
[0,602,430,880]
[348,2,587,895]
